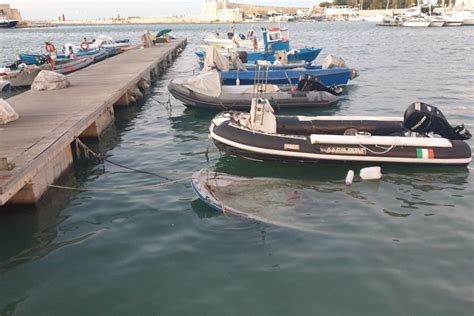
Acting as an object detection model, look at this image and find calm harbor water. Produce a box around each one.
[0,22,473,315]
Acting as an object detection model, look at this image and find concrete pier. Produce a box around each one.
[0,39,187,206]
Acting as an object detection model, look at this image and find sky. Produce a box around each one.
[7,0,313,21]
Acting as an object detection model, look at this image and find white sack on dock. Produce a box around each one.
[0,98,19,124]
[173,71,221,97]
[31,70,71,91]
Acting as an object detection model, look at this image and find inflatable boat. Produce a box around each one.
[209,101,472,166]
[168,72,341,110]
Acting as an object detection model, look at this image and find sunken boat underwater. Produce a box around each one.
[168,71,340,110]
[210,101,472,166]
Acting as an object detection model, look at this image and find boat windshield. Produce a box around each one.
[267,31,282,42]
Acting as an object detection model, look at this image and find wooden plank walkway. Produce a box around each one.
[0,39,187,205]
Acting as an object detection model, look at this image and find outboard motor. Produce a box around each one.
[238,51,248,64]
[296,75,343,96]
[404,102,471,140]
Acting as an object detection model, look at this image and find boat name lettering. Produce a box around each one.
[320,146,367,155]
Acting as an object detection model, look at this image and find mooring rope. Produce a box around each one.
[74,137,173,181]
[30,176,190,193]
[30,138,196,193]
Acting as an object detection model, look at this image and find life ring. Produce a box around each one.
[80,42,89,50]
[45,43,56,53]
[282,37,288,42]
[268,44,273,54]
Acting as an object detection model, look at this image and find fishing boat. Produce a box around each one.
[196,27,322,64]
[18,53,47,65]
[402,17,431,27]
[203,31,263,49]
[450,10,474,25]
[64,35,131,52]
[0,16,18,28]
[443,15,464,26]
[0,63,52,88]
[428,16,446,27]
[220,67,356,86]
[209,101,472,166]
[168,71,340,110]
[53,57,94,75]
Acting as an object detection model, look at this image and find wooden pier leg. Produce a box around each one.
[80,106,115,138]
[8,146,73,205]
[115,92,136,107]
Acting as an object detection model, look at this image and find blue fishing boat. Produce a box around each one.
[18,53,46,65]
[220,67,354,87]
[196,27,322,64]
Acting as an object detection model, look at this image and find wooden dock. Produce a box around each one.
[0,39,187,206]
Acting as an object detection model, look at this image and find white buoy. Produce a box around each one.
[360,166,382,180]
[345,170,354,185]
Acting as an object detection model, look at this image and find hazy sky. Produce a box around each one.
[8,0,313,20]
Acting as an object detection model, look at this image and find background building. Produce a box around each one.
[201,0,244,22]
[0,4,22,21]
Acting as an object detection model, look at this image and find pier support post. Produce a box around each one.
[8,146,73,205]
[80,106,115,138]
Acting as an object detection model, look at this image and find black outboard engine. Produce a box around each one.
[238,51,248,63]
[296,75,343,96]
[404,102,471,140]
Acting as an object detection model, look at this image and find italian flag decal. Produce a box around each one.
[416,148,434,159]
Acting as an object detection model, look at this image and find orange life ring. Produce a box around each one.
[45,43,56,53]
[282,37,288,42]
[80,42,89,50]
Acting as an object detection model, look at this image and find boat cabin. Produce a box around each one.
[262,27,290,55]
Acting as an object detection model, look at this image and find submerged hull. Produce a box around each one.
[209,113,472,166]
[220,67,352,86]
[168,81,338,110]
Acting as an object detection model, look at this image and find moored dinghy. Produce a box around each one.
[209,101,472,166]
[168,71,340,110]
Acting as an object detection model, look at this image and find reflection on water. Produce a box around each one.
[0,84,154,274]
[190,168,470,233]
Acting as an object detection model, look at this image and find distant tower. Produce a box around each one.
[201,0,228,21]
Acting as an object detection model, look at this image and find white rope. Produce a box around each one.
[30,176,191,193]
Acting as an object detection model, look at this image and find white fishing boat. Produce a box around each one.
[443,16,464,26]
[428,16,446,26]
[403,17,431,27]
[451,10,474,25]
[203,31,262,49]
